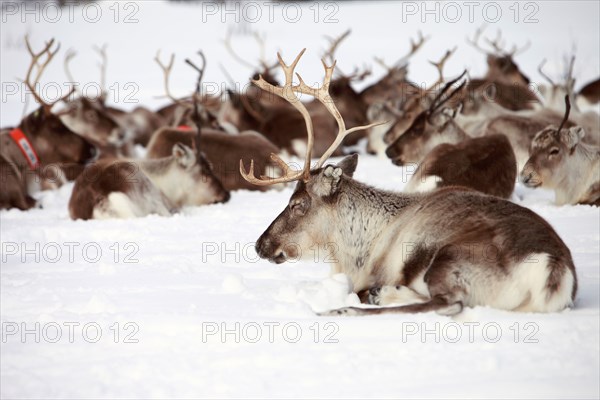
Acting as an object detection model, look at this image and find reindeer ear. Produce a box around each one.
[172,143,195,168]
[312,165,344,197]
[562,126,585,149]
[336,153,358,177]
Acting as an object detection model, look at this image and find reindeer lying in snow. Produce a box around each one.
[69,141,229,220]
[1,37,97,211]
[146,127,281,192]
[521,96,600,206]
[405,134,516,199]
[241,49,577,316]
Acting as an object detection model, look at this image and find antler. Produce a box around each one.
[224,30,278,73]
[154,50,182,104]
[240,49,312,185]
[93,44,108,95]
[468,26,529,57]
[294,60,383,168]
[24,36,74,114]
[185,50,207,158]
[64,48,78,92]
[428,70,468,115]
[538,59,556,86]
[323,29,351,65]
[557,94,571,134]
[240,49,384,186]
[393,30,428,68]
[429,47,457,87]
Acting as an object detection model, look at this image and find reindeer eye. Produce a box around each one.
[549,148,560,156]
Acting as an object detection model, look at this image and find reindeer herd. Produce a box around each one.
[1,30,599,316]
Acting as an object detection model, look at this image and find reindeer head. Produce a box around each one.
[256,155,358,263]
[467,27,530,86]
[385,74,466,166]
[60,97,126,148]
[168,142,230,206]
[238,49,382,263]
[521,95,583,189]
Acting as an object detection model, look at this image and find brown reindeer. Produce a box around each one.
[146,127,280,192]
[363,32,428,155]
[68,142,229,220]
[376,47,460,150]
[521,96,600,206]
[59,48,131,157]
[0,37,96,210]
[465,26,539,111]
[404,134,516,199]
[385,73,468,166]
[239,49,576,316]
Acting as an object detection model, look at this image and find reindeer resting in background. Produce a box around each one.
[69,59,230,220]
[240,49,577,316]
[521,96,600,206]
[1,37,97,210]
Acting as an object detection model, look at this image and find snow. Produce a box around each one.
[1,1,599,399]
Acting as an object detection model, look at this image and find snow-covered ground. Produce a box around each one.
[1,1,599,398]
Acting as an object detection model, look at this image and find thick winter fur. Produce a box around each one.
[405,134,517,198]
[255,154,577,316]
[69,143,229,220]
[146,127,281,191]
[521,126,600,206]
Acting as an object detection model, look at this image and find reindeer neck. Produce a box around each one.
[133,156,175,178]
[555,145,600,205]
[329,178,419,272]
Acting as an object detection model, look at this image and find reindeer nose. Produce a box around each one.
[385,145,397,159]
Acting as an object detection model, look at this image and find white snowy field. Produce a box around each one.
[1,1,600,399]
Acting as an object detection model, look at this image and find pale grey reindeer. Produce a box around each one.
[241,49,577,316]
[521,96,600,206]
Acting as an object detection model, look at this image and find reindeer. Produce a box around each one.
[521,96,600,206]
[373,47,460,154]
[59,47,131,158]
[68,142,229,220]
[0,37,96,210]
[404,134,516,198]
[69,52,231,219]
[537,57,600,146]
[385,73,469,166]
[239,49,576,316]
[146,128,280,192]
[363,32,428,155]
[465,26,539,111]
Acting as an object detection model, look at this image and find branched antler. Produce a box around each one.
[240,49,385,186]
[154,50,182,104]
[429,47,457,86]
[538,59,556,86]
[93,44,108,95]
[393,30,429,68]
[323,29,351,65]
[24,36,74,114]
[185,50,207,158]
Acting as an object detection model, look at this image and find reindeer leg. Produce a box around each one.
[317,296,462,317]
[320,245,469,317]
[366,285,429,306]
